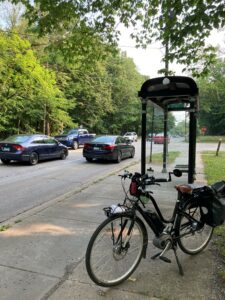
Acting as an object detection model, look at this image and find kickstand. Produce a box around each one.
[173,247,184,276]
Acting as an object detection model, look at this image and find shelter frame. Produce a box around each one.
[138,76,199,184]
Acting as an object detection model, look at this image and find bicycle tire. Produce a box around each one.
[85,214,146,287]
[176,201,213,255]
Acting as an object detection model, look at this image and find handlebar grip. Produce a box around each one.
[155,178,168,182]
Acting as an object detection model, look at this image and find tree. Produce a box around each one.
[0,0,24,29]
[101,53,146,134]
[7,0,225,76]
[0,31,74,137]
[197,58,225,135]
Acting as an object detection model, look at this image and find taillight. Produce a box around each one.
[12,144,25,151]
[103,145,115,151]
[84,143,92,149]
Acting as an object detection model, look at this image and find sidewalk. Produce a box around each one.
[0,152,218,300]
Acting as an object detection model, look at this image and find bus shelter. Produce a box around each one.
[138,76,199,183]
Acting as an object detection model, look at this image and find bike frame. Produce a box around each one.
[124,191,201,239]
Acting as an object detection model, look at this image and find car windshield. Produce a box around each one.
[63,129,78,135]
[125,133,132,136]
[3,135,31,143]
[93,136,116,143]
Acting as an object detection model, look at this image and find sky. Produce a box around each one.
[118,26,225,123]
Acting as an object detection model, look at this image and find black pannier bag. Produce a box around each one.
[192,181,225,227]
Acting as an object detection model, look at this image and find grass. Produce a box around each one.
[197,135,224,143]
[0,224,10,231]
[146,151,180,164]
[201,151,225,185]
[202,151,225,281]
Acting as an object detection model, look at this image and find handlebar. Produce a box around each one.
[119,168,182,185]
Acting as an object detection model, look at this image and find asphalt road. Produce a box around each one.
[0,138,222,223]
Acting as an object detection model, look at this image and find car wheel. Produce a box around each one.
[1,158,11,164]
[86,157,93,162]
[72,141,79,150]
[60,150,67,160]
[130,149,135,158]
[116,151,122,163]
[29,152,38,165]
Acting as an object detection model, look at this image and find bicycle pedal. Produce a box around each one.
[159,256,171,263]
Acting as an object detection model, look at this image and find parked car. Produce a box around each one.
[54,128,96,150]
[83,135,135,163]
[152,134,170,144]
[0,134,68,165]
[123,132,138,142]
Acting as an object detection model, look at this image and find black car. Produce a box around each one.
[0,134,68,165]
[83,135,135,163]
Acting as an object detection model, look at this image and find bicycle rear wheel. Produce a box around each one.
[85,214,146,287]
[176,201,213,255]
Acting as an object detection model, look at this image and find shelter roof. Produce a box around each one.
[138,76,198,111]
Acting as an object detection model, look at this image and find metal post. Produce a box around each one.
[141,100,147,175]
[216,139,222,156]
[188,104,197,183]
[149,106,154,163]
[162,109,168,173]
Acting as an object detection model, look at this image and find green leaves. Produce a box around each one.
[198,59,225,135]
[0,31,74,136]
[7,0,225,76]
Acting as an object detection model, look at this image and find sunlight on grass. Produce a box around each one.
[201,151,225,185]
[202,150,225,274]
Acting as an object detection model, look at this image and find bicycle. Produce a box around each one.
[85,169,214,287]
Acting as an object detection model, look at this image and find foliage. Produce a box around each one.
[0,224,10,231]
[197,59,225,135]
[101,54,146,134]
[0,2,180,137]
[202,150,225,284]
[0,31,74,137]
[7,0,225,76]
[146,105,175,135]
[201,151,225,184]
[170,119,189,136]
[34,35,146,134]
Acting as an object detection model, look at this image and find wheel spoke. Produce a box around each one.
[86,215,145,286]
[177,203,213,255]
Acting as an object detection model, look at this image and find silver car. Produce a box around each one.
[123,132,138,142]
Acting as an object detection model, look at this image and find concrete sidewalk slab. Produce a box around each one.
[0,150,218,300]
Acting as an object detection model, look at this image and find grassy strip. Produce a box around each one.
[0,224,10,231]
[197,136,224,143]
[201,151,225,185]
[202,151,225,279]
[146,151,180,164]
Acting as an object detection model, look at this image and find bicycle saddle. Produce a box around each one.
[175,184,193,194]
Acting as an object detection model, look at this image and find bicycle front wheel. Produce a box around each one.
[85,214,146,287]
[176,201,213,255]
